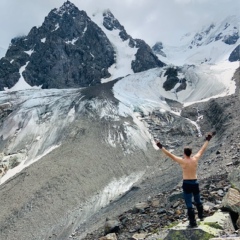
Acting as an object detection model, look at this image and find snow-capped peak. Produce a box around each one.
[188,15,239,48]
[153,14,240,66]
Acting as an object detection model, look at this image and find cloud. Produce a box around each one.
[0,0,239,54]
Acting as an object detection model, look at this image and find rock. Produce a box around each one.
[222,188,240,214]
[104,219,120,235]
[175,209,182,215]
[151,198,160,208]
[168,210,235,238]
[203,205,211,212]
[132,202,149,213]
[168,210,175,215]
[168,191,183,202]
[164,229,214,240]
[203,211,235,233]
[203,201,216,212]
[217,189,224,197]
[99,233,118,240]
[157,208,167,214]
[145,229,169,240]
[172,201,180,208]
[236,216,240,229]
[228,166,240,191]
[131,233,148,240]
[0,102,12,111]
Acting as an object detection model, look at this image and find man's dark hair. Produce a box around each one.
[184,147,192,157]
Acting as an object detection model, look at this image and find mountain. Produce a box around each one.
[0,1,164,91]
[152,15,240,66]
[0,2,239,240]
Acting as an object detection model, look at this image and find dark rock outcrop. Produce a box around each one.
[229,44,240,62]
[152,42,167,57]
[162,67,187,92]
[223,31,239,45]
[131,39,165,72]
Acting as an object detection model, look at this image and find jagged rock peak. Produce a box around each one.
[102,9,130,42]
[53,0,78,16]
[102,9,123,31]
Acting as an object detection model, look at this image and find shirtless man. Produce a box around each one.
[156,132,215,227]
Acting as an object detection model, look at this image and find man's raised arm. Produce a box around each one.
[193,132,215,160]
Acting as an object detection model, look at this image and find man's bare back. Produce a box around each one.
[179,156,198,180]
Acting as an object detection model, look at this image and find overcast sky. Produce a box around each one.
[0,0,239,52]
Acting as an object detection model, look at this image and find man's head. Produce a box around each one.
[184,147,192,157]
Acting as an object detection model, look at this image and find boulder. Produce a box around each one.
[168,191,183,202]
[131,233,148,240]
[151,198,160,208]
[99,233,118,240]
[132,202,149,214]
[222,188,240,214]
[228,166,240,191]
[236,216,240,229]
[164,228,214,240]
[203,211,235,233]
[163,211,234,239]
[104,219,120,235]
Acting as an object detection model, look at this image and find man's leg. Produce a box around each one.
[187,208,197,227]
[183,192,193,208]
[194,193,204,220]
[183,193,197,227]
[193,184,204,221]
